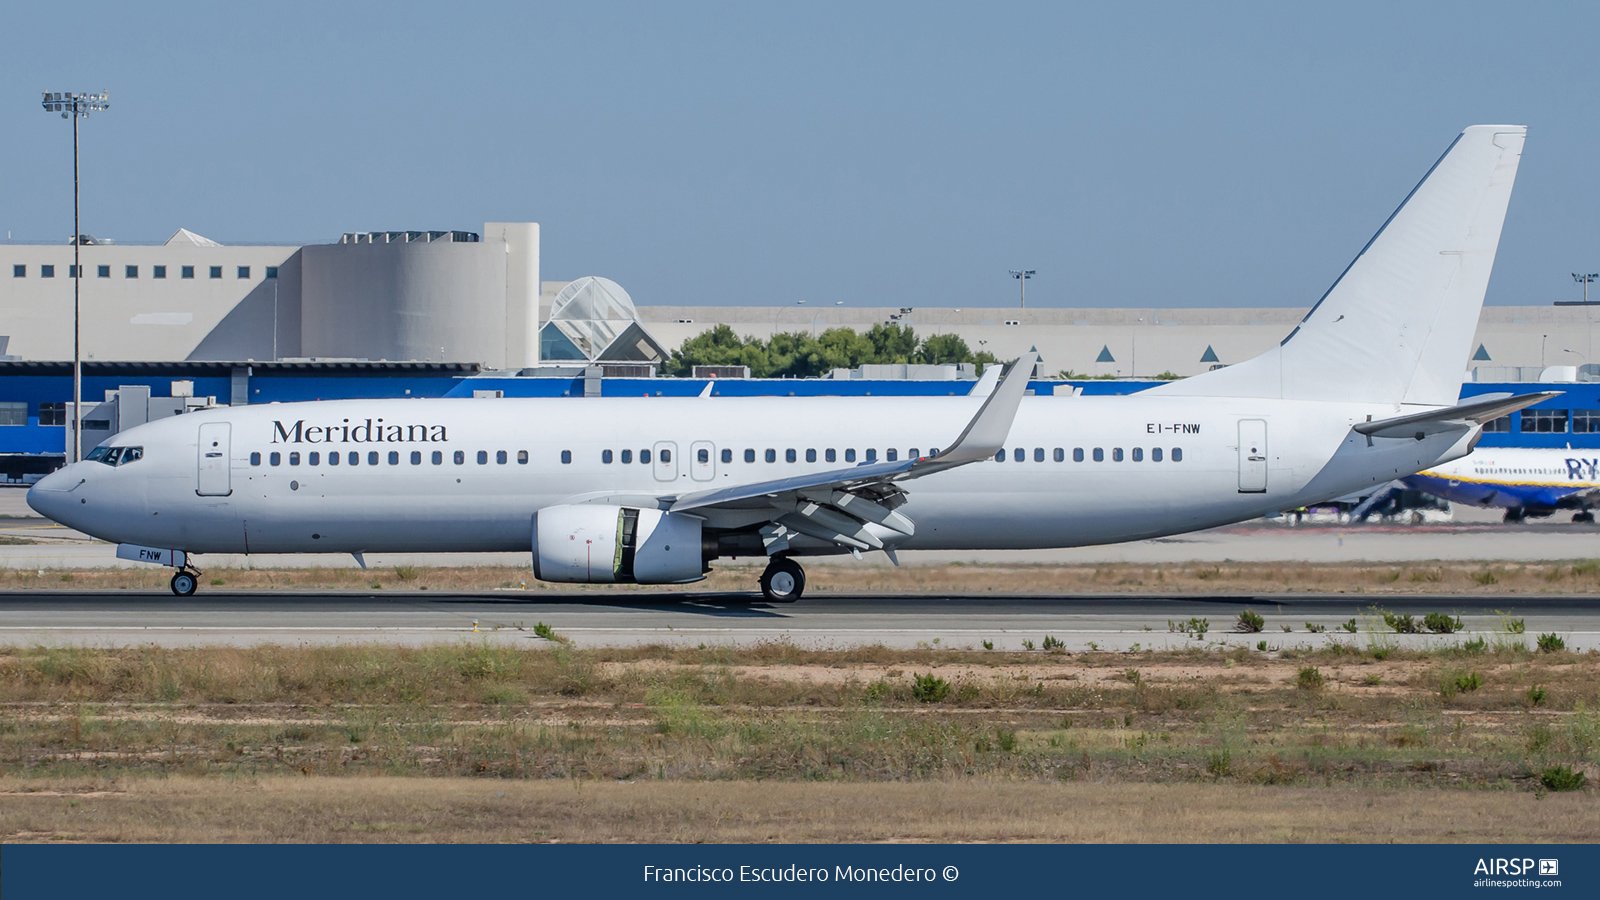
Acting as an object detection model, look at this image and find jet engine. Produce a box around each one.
[532,504,704,584]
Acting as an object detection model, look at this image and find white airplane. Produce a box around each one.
[29,125,1543,601]
[1401,447,1600,522]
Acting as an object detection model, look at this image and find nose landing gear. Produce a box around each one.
[759,557,806,603]
[170,569,199,596]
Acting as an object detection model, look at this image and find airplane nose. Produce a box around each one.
[27,466,84,522]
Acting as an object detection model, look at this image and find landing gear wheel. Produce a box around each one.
[1576,511,1596,524]
[170,570,198,596]
[760,557,806,603]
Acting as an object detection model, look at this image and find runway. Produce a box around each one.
[3,590,1596,651]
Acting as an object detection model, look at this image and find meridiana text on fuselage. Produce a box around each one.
[272,419,449,444]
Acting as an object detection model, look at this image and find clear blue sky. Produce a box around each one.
[1,1,1595,309]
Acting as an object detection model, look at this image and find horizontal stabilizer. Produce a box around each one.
[1354,391,1560,440]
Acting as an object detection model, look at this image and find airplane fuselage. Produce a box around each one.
[29,393,1474,558]
[1404,447,1600,513]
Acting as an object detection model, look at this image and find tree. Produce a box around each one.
[663,324,1000,378]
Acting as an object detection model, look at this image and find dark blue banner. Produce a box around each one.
[4,844,1594,899]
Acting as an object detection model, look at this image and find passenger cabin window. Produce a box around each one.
[477,450,488,464]
[995,450,1005,462]
[621,449,633,464]
[1012,448,1023,462]
[806,449,816,462]
[744,449,755,463]
[604,449,615,464]
[270,452,281,466]
[721,449,732,464]
[1172,448,1183,462]
[1073,448,1084,462]
[1112,448,1123,462]
[698,448,709,463]
[560,450,572,464]
[909,448,920,459]
[846,449,856,462]
[250,452,262,466]
[389,451,399,465]
[826,449,837,462]
[367,451,377,465]
[641,449,651,464]
[432,451,442,465]
[866,449,877,462]
[1034,448,1044,462]
[411,451,422,465]
[660,449,671,463]
[1132,448,1143,462]
[1054,448,1064,462]
[454,451,464,464]
[328,451,340,466]
[517,450,528,464]
[765,449,776,463]
[887,449,898,462]
[1093,448,1104,462]
[785,449,796,463]
[1152,448,1163,462]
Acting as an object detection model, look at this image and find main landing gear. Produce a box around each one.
[760,557,806,603]
[170,568,200,596]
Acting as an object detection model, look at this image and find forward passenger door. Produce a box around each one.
[196,422,232,496]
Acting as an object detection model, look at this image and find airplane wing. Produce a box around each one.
[1354,391,1562,440]
[558,354,1035,556]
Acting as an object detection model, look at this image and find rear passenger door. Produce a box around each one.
[1237,419,1267,493]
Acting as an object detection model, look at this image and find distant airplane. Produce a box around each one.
[29,126,1540,599]
[1399,447,1600,523]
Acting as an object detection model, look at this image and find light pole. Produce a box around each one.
[41,90,110,463]
[1009,269,1034,308]
[1568,272,1593,302]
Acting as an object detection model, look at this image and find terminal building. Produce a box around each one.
[3,220,1600,477]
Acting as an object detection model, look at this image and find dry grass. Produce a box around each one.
[3,777,1596,843]
[10,560,1600,594]
[2,642,1598,842]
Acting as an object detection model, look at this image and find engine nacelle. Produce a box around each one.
[532,504,704,584]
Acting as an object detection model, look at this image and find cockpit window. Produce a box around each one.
[86,445,143,467]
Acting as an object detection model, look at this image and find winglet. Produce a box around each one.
[968,363,1002,398]
[698,381,714,398]
[927,352,1036,465]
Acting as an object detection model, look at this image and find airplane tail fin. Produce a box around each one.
[1150,125,1526,407]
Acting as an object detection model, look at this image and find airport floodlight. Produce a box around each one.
[1009,269,1035,308]
[1574,272,1599,305]
[40,90,111,462]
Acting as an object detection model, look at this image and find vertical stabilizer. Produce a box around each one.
[1151,125,1525,406]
